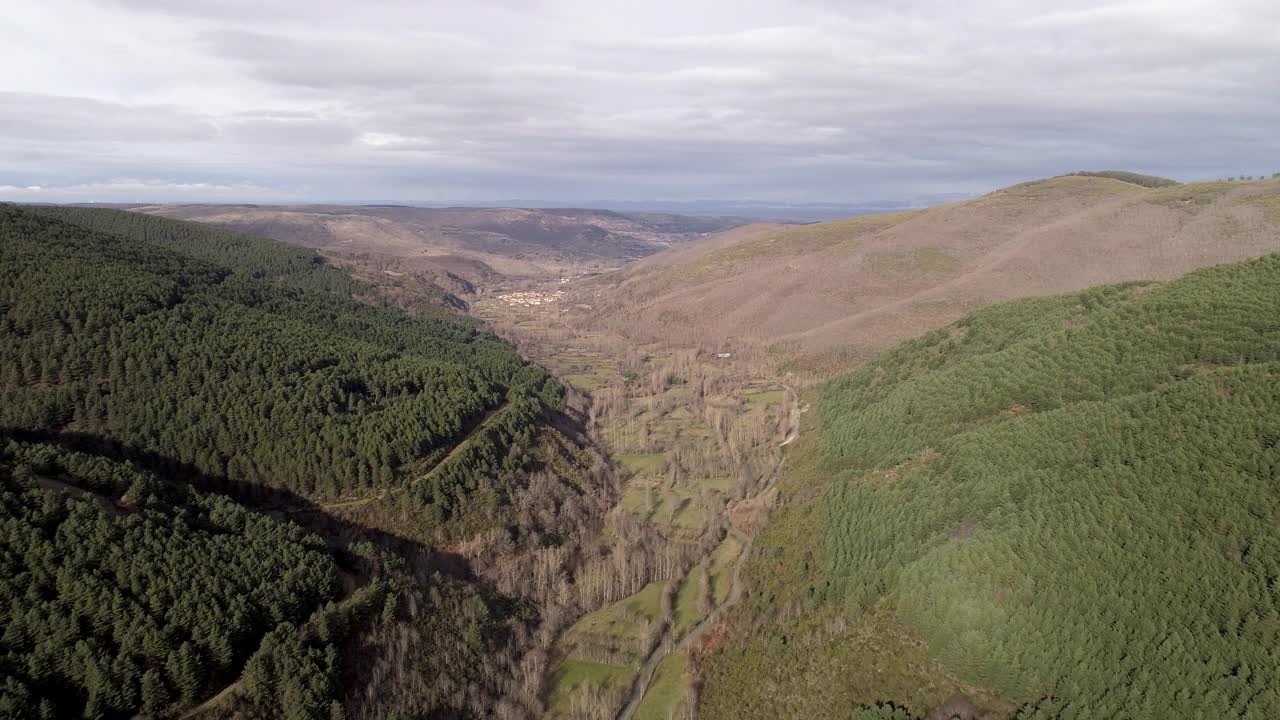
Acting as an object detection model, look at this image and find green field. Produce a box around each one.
[568,580,667,645]
[634,651,691,720]
[671,568,706,637]
[563,367,622,390]
[616,452,668,477]
[706,534,741,605]
[552,580,670,714]
[744,389,786,405]
[619,480,716,532]
[548,658,634,711]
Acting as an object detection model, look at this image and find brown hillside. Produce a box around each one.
[134,204,751,285]
[580,176,1280,375]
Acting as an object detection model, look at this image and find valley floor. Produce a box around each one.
[474,282,798,719]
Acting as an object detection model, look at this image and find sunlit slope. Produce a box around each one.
[589,177,1280,373]
[701,251,1280,718]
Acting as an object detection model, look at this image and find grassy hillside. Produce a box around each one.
[1064,170,1180,188]
[0,204,612,719]
[699,252,1280,718]
[580,177,1280,377]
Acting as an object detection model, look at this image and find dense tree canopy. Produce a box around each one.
[819,253,1280,717]
[0,205,560,518]
[0,440,338,719]
[0,204,586,719]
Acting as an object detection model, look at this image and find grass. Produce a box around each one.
[560,580,668,673]
[864,247,959,275]
[1063,170,1179,188]
[616,452,667,477]
[572,581,667,638]
[617,478,658,516]
[706,534,742,605]
[666,405,694,420]
[744,389,786,405]
[1242,184,1280,223]
[601,407,715,457]
[999,174,1148,198]
[696,475,737,494]
[1146,180,1238,207]
[549,658,634,708]
[633,651,690,720]
[675,212,918,281]
[562,367,621,390]
[666,494,707,529]
[620,474,734,532]
[672,568,705,636]
[619,480,723,532]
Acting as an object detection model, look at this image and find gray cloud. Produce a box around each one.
[2,0,1278,205]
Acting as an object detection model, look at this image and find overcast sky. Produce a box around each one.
[2,0,1278,205]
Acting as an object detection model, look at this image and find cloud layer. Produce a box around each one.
[3,0,1278,204]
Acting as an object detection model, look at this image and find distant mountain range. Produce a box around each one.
[72,196,971,224]
[109,204,756,294]
[407,198,974,223]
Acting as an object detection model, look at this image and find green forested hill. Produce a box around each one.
[1,204,559,524]
[701,253,1280,719]
[0,204,601,720]
[0,440,340,719]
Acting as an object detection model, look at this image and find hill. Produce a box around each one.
[579,176,1280,376]
[129,204,754,291]
[0,205,615,719]
[1063,170,1179,188]
[3,205,559,526]
[697,252,1280,718]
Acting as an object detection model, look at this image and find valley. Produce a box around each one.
[128,204,756,303]
[473,277,796,720]
[5,173,1280,720]
[7,0,1280,715]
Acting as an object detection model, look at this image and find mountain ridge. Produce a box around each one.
[577,176,1280,377]
[124,204,758,288]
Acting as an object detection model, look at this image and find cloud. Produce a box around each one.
[0,178,299,203]
[1,0,1278,204]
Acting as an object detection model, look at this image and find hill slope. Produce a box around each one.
[0,205,613,719]
[3,205,559,526]
[699,252,1280,719]
[582,176,1280,374]
[131,204,752,287]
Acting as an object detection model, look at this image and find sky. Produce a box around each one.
[2,0,1278,206]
